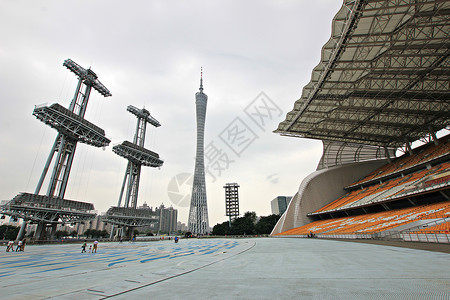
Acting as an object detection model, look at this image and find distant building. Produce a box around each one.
[177,221,187,232]
[56,224,76,233]
[60,202,178,236]
[0,217,21,227]
[138,203,178,234]
[76,215,113,236]
[0,201,19,226]
[156,204,178,234]
[271,196,292,216]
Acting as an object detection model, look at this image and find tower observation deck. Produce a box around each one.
[188,69,209,235]
[1,59,111,240]
[103,105,163,238]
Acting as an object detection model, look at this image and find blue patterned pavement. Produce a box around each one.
[1,238,449,299]
[0,238,251,299]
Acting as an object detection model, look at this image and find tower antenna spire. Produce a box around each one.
[199,67,203,92]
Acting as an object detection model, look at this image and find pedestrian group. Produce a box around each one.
[81,239,99,253]
[5,239,26,252]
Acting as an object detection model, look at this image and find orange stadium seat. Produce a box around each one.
[350,138,449,186]
[276,200,450,236]
[314,161,449,214]
[412,221,450,234]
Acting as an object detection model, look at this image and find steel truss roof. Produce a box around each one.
[276,0,450,149]
[102,207,158,227]
[33,103,110,147]
[1,193,95,224]
[113,141,163,167]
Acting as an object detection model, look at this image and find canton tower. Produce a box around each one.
[188,69,209,234]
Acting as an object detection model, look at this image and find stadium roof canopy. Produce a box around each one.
[275,0,450,150]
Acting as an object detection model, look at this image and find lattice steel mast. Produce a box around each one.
[115,106,162,208]
[188,69,209,234]
[6,59,111,240]
[35,60,111,198]
[104,105,163,238]
[224,183,240,226]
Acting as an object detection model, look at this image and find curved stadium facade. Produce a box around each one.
[271,0,450,242]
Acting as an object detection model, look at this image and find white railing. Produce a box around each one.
[401,232,450,243]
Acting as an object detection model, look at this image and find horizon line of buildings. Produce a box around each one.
[0,201,182,237]
[2,194,292,236]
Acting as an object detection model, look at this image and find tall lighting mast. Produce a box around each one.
[104,105,163,239]
[3,59,111,240]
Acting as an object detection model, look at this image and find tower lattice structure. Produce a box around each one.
[224,183,240,225]
[103,105,163,238]
[188,69,209,234]
[2,59,111,240]
[115,105,162,209]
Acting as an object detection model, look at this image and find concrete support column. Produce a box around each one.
[405,141,413,155]
[383,146,392,163]
[17,220,27,241]
[35,222,45,240]
[430,130,439,145]
[50,223,58,240]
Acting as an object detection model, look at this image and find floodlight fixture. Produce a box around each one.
[127,105,160,127]
[63,59,112,97]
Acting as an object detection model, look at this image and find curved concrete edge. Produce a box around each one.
[271,160,387,235]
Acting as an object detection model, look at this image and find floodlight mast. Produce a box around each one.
[108,105,163,239]
[116,105,162,210]
[34,59,111,199]
[224,183,240,226]
[15,59,111,241]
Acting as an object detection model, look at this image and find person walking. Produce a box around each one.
[21,239,26,252]
[81,240,87,253]
[92,240,98,253]
[15,240,23,252]
[6,240,14,252]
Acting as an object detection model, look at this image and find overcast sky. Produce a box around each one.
[0,0,342,227]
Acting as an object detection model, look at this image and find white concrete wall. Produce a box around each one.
[271,159,387,235]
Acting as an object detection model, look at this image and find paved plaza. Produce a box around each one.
[0,238,449,299]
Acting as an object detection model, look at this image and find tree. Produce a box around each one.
[84,229,93,238]
[229,211,257,235]
[84,229,103,238]
[212,212,281,236]
[244,211,257,222]
[255,214,281,234]
[55,230,70,239]
[0,225,20,240]
[212,221,230,235]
